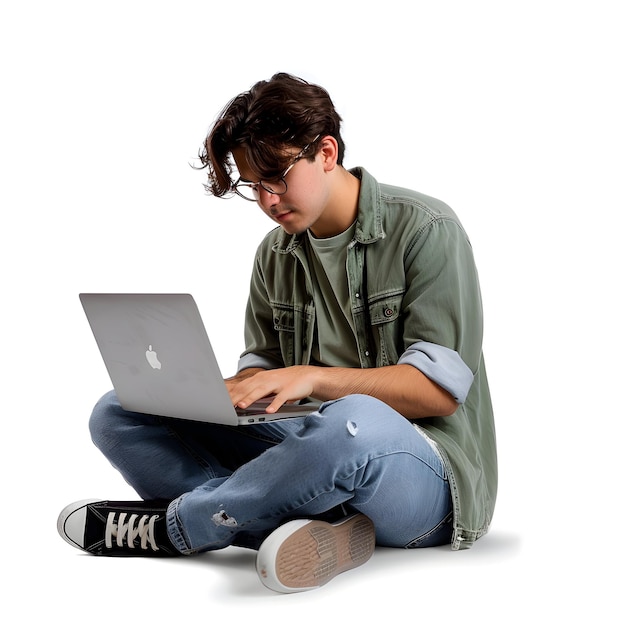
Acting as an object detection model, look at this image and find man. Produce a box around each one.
[58,73,497,593]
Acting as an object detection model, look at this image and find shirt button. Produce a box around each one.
[384,308,394,317]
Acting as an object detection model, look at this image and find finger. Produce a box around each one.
[265,389,303,413]
[265,395,285,414]
[233,384,279,410]
[227,376,263,406]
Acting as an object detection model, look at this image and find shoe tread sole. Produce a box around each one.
[272,515,375,590]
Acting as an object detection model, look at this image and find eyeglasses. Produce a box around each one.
[231,135,320,202]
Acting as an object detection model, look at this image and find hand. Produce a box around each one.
[227,366,317,414]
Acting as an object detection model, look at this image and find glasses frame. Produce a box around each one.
[231,134,321,202]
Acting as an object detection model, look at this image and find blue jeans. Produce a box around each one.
[90,391,452,553]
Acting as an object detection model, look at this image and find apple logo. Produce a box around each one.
[145,345,162,370]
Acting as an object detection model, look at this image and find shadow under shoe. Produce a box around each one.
[57,499,180,557]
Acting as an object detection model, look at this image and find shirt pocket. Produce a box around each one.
[368,293,404,366]
[271,304,296,365]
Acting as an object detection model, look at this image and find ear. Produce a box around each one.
[318,135,339,172]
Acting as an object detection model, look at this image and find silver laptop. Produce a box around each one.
[79,293,320,425]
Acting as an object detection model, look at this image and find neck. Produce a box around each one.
[309,167,360,238]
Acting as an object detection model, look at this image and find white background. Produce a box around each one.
[1,1,624,623]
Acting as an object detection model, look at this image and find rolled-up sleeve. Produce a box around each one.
[398,341,474,403]
[237,351,281,373]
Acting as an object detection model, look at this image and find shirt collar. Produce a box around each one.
[272,166,385,254]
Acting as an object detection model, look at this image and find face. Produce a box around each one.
[231,143,334,237]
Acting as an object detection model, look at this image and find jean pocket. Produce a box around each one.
[405,512,453,548]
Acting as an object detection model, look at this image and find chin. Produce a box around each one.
[281,226,307,236]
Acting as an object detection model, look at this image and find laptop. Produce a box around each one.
[79,293,320,425]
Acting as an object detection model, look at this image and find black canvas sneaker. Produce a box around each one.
[256,514,375,593]
[57,499,180,557]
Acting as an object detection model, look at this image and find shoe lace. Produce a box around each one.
[105,512,160,551]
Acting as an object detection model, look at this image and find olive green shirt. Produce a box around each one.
[239,167,498,549]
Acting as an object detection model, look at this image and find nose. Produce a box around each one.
[256,187,281,212]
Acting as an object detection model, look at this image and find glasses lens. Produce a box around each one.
[233,177,288,201]
[235,183,258,201]
[261,178,287,195]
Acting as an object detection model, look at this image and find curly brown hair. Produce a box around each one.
[198,73,345,197]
